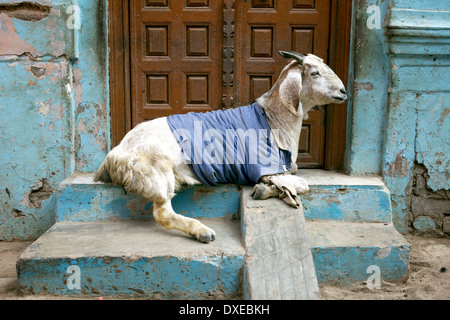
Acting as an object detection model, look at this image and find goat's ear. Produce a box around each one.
[279,69,302,117]
[279,51,305,65]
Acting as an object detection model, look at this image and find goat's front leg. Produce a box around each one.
[251,183,279,200]
[252,173,310,201]
[153,199,216,243]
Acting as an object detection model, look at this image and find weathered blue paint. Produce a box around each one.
[72,0,110,172]
[415,92,450,191]
[0,0,109,240]
[312,245,410,284]
[384,0,450,233]
[18,255,244,298]
[172,185,241,219]
[344,0,449,234]
[6,3,78,57]
[16,218,245,299]
[301,185,392,223]
[345,0,391,175]
[0,56,72,240]
[56,174,241,222]
[413,217,436,233]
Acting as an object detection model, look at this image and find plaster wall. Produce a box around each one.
[346,0,449,235]
[0,0,108,240]
[384,0,450,234]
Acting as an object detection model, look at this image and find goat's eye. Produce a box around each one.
[311,71,320,77]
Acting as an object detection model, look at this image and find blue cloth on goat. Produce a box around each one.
[167,103,292,186]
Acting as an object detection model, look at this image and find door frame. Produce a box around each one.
[109,0,132,147]
[108,0,352,170]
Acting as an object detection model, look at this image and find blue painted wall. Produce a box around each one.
[383,0,450,234]
[345,0,391,175]
[0,0,108,240]
[346,0,450,235]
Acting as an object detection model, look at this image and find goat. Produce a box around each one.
[94,51,347,243]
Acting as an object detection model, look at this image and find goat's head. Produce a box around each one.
[263,51,347,117]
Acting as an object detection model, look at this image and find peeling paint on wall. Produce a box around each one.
[0,13,40,56]
[0,55,72,240]
[385,0,450,235]
[75,102,108,171]
[409,163,450,236]
[0,1,78,58]
[20,179,54,209]
[0,2,51,21]
[345,0,391,175]
[387,151,410,179]
[0,0,109,240]
[415,94,450,192]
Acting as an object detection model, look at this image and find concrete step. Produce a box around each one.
[56,170,392,223]
[17,218,245,299]
[17,217,410,299]
[307,220,410,285]
[299,170,393,223]
[56,172,241,222]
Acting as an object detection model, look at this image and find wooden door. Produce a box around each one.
[110,0,351,170]
[130,0,223,124]
[235,0,331,168]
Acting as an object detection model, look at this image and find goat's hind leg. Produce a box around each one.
[118,151,216,243]
[153,200,216,243]
[149,174,216,243]
[151,168,216,243]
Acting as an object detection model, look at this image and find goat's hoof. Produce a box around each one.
[251,183,270,200]
[198,232,216,244]
[251,184,264,200]
[191,226,216,244]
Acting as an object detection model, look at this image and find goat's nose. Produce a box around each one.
[340,88,347,95]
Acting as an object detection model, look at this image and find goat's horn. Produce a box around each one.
[279,51,305,65]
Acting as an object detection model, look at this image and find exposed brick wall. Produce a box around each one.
[409,163,450,237]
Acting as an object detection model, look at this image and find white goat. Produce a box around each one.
[94,51,347,243]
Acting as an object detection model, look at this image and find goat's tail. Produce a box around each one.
[93,156,113,183]
[94,149,137,187]
[93,149,164,197]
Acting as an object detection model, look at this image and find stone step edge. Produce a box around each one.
[56,171,392,223]
[16,219,245,299]
[306,220,410,284]
[56,172,241,221]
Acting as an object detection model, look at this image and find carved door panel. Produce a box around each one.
[235,0,331,167]
[130,0,223,124]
